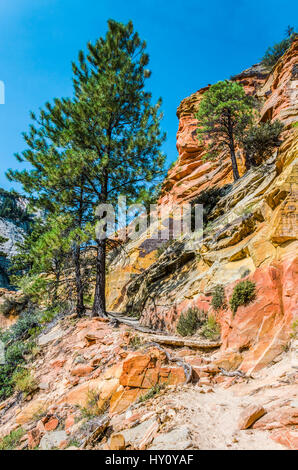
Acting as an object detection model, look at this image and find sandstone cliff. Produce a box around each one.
[106,37,298,375]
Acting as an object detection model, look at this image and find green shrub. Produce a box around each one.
[242,120,284,168]
[291,320,298,339]
[1,309,39,344]
[201,315,220,340]
[0,309,39,400]
[80,390,107,419]
[156,240,174,258]
[0,339,36,400]
[128,334,143,350]
[211,285,225,311]
[139,383,164,402]
[190,185,232,229]
[39,304,63,324]
[261,27,296,67]
[230,280,256,314]
[0,427,25,450]
[176,307,205,337]
[12,368,37,396]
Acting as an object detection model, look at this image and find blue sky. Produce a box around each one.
[0,0,296,191]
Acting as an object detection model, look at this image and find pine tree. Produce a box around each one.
[10,215,69,304]
[55,19,165,317]
[195,80,255,181]
[7,19,165,317]
[261,26,296,68]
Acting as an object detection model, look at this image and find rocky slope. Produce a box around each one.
[0,315,297,450]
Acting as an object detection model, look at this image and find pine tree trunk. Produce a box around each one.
[92,238,107,317]
[53,268,60,306]
[229,145,240,181]
[227,112,240,181]
[72,243,85,316]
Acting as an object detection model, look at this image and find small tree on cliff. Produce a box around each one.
[261,26,296,68]
[242,120,284,169]
[195,80,255,181]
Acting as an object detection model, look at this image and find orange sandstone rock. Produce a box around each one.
[238,405,266,430]
[270,430,298,450]
[109,433,126,450]
[44,417,59,432]
[70,365,94,377]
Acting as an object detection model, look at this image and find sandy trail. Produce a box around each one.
[147,385,284,450]
[144,354,297,450]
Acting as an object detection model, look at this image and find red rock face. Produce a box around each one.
[159,88,234,206]
[259,38,298,127]
[218,255,298,374]
[140,256,297,374]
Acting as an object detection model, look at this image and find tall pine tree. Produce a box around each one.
[8,19,165,317]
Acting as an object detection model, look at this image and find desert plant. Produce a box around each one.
[201,315,220,340]
[139,383,164,402]
[12,368,37,396]
[190,185,232,229]
[230,280,256,314]
[0,309,38,400]
[80,390,103,419]
[0,427,25,450]
[211,285,225,311]
[176,307,201,337]
[0,338,37,400]
[0,309,39,344]
[66,438,81,449]
[290,320,298,339]
[128,334,143,350]
[39,303,66,324]
[242,120,284,169]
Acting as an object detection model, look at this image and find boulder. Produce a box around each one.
[27,428,42,449]
[238,405,266,430]
[44,417,59,432]
[70,365,94,377]
[109,433,126,450]
[149,425,192,450]
[39,430,68,450]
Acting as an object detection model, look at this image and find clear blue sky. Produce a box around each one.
[0,0,296,191]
